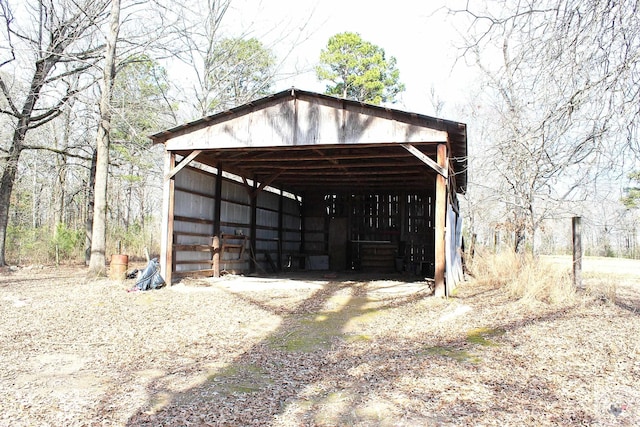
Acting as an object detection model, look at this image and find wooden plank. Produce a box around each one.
[251,171,284,197]
[174,259,215,265]
[166,149,203,180]
[173,269,215,278]
[434,144,447,297]
[225,149,416,163]
[174,215,215,225]
[401,144,448,178]
[250,181,257,273]
[173,244,213,251]
[173,231,212,238]
[278,190,283,271]
[212,235,220,277]
[213,166,222,235]
[160,151,175,285]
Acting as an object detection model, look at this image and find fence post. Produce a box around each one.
[572,217,582,288]
[212,235,220,278]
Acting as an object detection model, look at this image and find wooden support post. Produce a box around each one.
[572,216,582,289]
[299,193,306,259]
[434,144,447,297]
[160,151,175,285]
[213,165,223,235]
[278,189,284,272]
[212,235,220,278]
[250,179,258,274]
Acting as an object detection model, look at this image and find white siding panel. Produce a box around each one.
[221,201,250,225]
[174,191,214,218]
[175,168,215,196]
[173,221,210,236]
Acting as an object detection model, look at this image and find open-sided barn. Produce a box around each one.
[150,89,467,296]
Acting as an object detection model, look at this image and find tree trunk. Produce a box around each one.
[85,148,97,265]
[0,142,23,266]
[88,0,121,275]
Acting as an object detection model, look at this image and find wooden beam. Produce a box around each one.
[251,160,415,170]
[212,235,220,278]
[213,165,223,235]
[278,189,284,272]
[250,179,258,274]
[160,151,176,285]
[401,144,447,178]
[251,171,284,197]
[225,150,417,164]
[165,149,202,180]
[434,144,447,297]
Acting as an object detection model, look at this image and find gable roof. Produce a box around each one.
[151,88,467,194]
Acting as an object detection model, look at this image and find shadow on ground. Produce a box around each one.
[117,271,598,426]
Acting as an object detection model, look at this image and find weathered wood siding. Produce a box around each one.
[164,96,448,151]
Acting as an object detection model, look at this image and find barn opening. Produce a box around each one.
[150,89,467,296]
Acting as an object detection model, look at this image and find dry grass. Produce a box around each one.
[1,263,639,426]
[467,250,576,304]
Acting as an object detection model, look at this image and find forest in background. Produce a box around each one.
[1,0,639,267]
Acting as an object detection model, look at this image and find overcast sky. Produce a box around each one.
[218,0,475,119]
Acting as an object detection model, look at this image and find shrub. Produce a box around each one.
[51,223,84,261]
[6,225,50,265]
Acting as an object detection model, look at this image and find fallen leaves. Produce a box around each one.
[0,267,639,426]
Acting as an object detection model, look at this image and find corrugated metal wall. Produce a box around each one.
[172,165,302,276]
[174,167,216,272]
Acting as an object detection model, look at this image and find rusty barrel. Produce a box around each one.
[110,254,129,280]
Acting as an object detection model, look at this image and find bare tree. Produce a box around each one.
[88,0,121,275]
[0,0,109,266]
[172,0,317,118]
[452,0,640,252]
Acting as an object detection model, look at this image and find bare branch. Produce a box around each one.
[0,74,19,116]
[0,0,16,67]
[20,144,93,161]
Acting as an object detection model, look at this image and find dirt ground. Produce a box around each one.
[1,257,639,426]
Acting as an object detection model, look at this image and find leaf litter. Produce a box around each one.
[0,267,638,426]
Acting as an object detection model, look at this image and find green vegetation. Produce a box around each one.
[466,327,504,347]
[423,346,482,364]
[207,363,272,395]
[269,295,382,352]
[622,171,640,209]
[5,222,159,265]
[316,32,405,104]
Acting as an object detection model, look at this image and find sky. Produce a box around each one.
[215,0,475,121]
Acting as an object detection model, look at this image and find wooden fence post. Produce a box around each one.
[572,216,582,288]
[212,235,220,278]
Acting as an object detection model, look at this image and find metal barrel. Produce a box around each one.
[109,254,129,280]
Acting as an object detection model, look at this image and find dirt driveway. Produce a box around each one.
[1,261,639,426]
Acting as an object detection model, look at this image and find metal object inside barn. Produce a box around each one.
[150,89,467,296]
